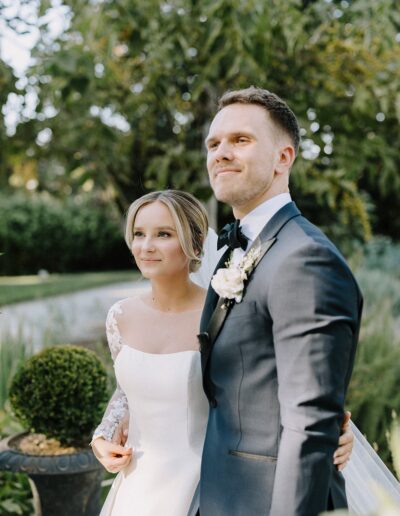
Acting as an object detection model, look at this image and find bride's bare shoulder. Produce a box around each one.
[114,290,150,315]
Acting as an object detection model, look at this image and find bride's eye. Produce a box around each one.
[158,231,171,238]
[133,231,144,238]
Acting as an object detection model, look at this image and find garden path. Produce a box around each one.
[0,280,148,351]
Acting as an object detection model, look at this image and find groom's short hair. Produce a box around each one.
[218,87,300,154]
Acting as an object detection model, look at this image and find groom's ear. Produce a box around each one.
[275,144,296,175]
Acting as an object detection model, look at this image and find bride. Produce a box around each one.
[92,190,210,515]
[92,189,397,515]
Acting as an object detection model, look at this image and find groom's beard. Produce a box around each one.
[211,177,274,213]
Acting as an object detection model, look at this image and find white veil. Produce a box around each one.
[190,228,400,515]
[343,421,400,513]
[190,227,224,289]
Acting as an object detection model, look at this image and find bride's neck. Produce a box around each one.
[149,276,198,312]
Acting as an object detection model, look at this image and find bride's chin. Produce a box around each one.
[139,270,152,278]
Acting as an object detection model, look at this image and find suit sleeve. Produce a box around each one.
[269,243,361,516]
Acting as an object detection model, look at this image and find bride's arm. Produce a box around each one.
[92,385,129,442]
[91,387,131,473]
[91,302,132,472]
[92,301,130,441]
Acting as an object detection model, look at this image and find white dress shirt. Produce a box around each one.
[231,193,292,266]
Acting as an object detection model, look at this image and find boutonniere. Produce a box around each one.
[211,247,261,305]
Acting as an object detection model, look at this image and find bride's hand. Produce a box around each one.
[333,411,353,471]
[92,437,132,473]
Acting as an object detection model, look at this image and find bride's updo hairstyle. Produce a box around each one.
[125,190,208,273]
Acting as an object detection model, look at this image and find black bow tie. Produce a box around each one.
[217,220,249,251]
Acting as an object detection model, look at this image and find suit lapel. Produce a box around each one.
[200,248,231,331]
[200,235,278,358]
[200,202,301,356]
[198,248,230,377]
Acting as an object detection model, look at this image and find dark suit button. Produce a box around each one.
[210,398,217,408]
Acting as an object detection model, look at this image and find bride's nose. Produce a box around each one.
[142,236,156,252]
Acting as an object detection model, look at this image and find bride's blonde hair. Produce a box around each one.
[125,190,208,272]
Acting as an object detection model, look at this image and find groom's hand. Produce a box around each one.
[333,411,353,471]
[91,437,132,473]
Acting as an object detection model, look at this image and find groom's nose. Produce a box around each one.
[215,140,234,162]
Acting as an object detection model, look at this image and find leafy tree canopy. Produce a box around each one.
[2,0,400,246]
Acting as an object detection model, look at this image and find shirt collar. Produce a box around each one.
[240,193,292,244]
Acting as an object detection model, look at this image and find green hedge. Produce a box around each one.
[347,238,400,467]
[0,193,132,274]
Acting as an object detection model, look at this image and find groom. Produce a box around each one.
[197,87,362,515]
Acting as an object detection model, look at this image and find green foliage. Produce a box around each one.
[0,472,33,516]
[3,0,399,243]
[347,305,400,465]
[347,239,400,466]
[0,407,31,514]
[0,332,32,411]
[390,422,400,481]
[0,192,131,274]
[9,345,109,446]
[356,237,400,281]
[0,53,17,191]
[0,318,33,508]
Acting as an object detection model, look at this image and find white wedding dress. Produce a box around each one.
[96,299,209,516]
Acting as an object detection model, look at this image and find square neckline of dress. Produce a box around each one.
[115,296,202,356]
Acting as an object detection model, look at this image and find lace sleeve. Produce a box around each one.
[92,301,129,441]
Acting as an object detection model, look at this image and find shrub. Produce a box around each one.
[0,193,131,274]
[347,238,400,467]
[9,345,109,446]
[346,305,400,466]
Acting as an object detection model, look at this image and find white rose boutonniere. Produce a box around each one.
[211,267,244,302]
[211,247,261,304]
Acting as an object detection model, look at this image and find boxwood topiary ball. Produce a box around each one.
[9,345,109,447]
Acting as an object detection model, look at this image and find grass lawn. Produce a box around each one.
[0,270,140,306]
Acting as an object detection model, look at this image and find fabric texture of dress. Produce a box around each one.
[97,298,209,516]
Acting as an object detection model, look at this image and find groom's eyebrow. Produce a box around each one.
[205,130,255,146]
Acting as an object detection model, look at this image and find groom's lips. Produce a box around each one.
[215,168,241,176]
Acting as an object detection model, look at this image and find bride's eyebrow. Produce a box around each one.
[157,226,176,232]
[133,226,176,232]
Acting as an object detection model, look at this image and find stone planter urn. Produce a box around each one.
[1,345,110,516]
[0,432,104,516]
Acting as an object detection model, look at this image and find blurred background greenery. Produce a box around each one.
[1,0,399,255]
[1,0,399,513]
